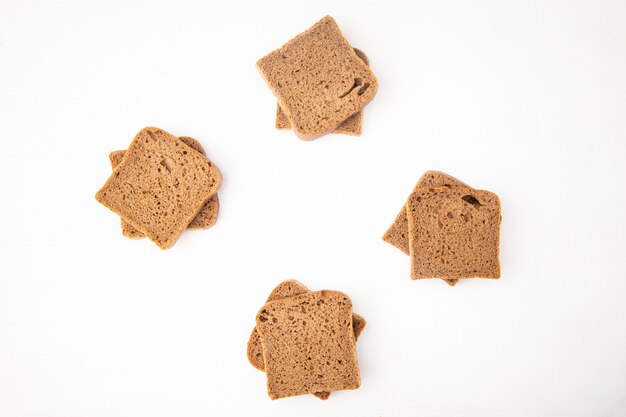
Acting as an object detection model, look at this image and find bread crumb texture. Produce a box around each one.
[406,185,501,280]
[252,287,362,400]
[247,280,366,400]
[96,127,221,249]
[258,16,377,139]
[108,136,219,239]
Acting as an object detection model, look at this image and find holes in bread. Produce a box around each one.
[259,309,269,322]
[357,82,370,96]
[462,195,482,208]
[159,156,175,173]
[339,78,363,98]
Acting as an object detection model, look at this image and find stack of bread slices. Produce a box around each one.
[257,15,378,140]
[247,280,365,400]
[95,127,222,249]
[383,171,502,285]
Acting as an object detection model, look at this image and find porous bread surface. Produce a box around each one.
[257,15,378,139]
[275,48,369,136]
[96,127,221,249]
[247,281,366,371]
[382,171,469,285]
[108,137,219,239]
[177,137,219,230]
[383,171,468,255]
[266,279,310,302]
[108,150,144,239]
[406,186,501,280]
[256,290,361,399]
[247,280,366,400]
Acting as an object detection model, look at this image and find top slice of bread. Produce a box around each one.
[247,280,366,372]
[406,186,501,279]
[275,48,370,136]
[96,127,221,249]
[257,15,378,140]
[108,136,219,239]
[247,280,365,401]
[256,290,361,399]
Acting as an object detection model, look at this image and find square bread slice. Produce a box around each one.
[109,136,219,239]
[247,280,366,400]
[256,290,361,399]
[382,171,470,286]
[406,186,501,280]
[95,127,221,249]
[275,48,370,136]
[257,15,378,140]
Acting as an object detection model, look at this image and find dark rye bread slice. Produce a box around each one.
[275,48,370,136]
[109,136,219,239]
[247,280,366,400]
[256,290,361,400]
[406,186,501,280]
[96,127,221,249]
[257,15,378,140]
[382,171,470,286]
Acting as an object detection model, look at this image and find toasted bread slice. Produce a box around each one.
[275,48,370,136]
[406,186,501,280]
[257,16,378,139]
[108,136,219,239]
[256,290,361,399]
[96,127,221,249]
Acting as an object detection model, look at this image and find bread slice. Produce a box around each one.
[275,48,370,136]
[406,186,501,280]
[256,290,361,399]
[109,136,219,239]
[247,280,366,400]
[95,127,221,249]
[382,171,469,286]
[257,15,378,140]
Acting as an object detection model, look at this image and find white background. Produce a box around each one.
[1,0,625,416]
